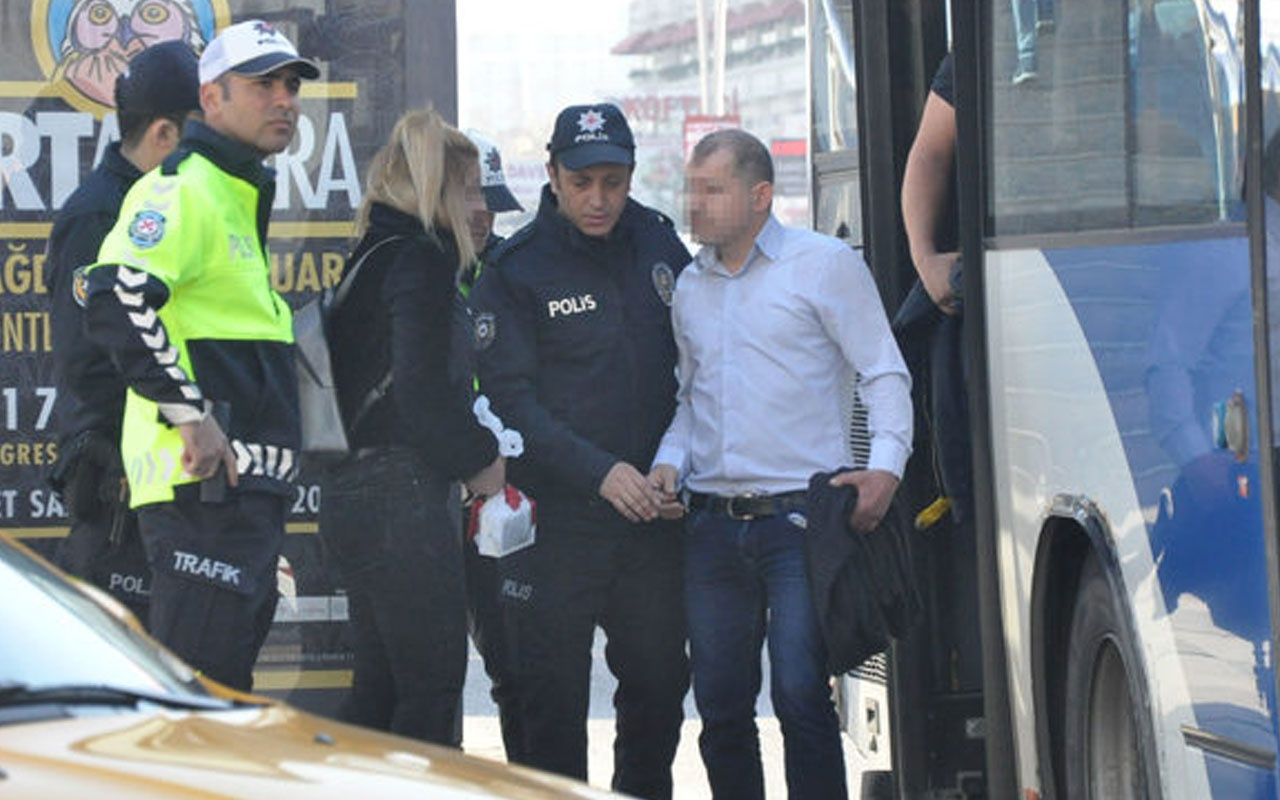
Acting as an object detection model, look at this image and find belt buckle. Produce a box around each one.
[726,492,757,520]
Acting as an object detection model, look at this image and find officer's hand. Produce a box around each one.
[918,251,960,315]
[830,469,899,532]
[600,462,664,523]
[466,455,506,499]
[648,463,685,520]
[178,414,238,486]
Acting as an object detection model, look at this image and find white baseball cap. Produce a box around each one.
[198,19,320,85]
[466,129,523,213]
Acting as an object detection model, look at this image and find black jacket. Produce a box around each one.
[328,203,497,481]
[470,185,690,510]
[804,471,921,675]
[45,142,138,443]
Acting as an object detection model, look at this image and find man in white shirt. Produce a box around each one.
[650,128,912,799]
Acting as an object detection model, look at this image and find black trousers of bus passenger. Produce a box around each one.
[138,488,285,692]
[484,502,690,800]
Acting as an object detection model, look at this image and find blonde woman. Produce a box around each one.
[320,109,504,745]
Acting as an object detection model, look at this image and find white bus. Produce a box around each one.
[810,0,1280,797]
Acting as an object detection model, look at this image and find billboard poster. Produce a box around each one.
[0,0,440,712]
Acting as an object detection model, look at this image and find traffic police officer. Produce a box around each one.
[46,41,200,624]
[84,20,319,691]
[470,103,691,799]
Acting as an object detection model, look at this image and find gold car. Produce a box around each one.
[0,534,626,799]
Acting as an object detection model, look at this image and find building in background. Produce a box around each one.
[457,4,634,232]
[613,0,809,226]
[459,0,808,235]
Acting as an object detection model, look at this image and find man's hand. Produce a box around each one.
[178,414,238,487]
[918,251,961,315]
[466,455,506,498]
[830,469,899,532]
[600,462,665,523]
[647,463,685,520]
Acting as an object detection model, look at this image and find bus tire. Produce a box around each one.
[1063,554,1159,800]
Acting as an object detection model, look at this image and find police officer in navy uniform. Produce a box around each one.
[46,41,201,624]
[458,129,523,746]
[470,103,691,799]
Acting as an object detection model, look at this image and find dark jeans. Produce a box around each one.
[320,447,467,746]
[138,489,284,692]
[485,502,689,799]
[686,509,847,800]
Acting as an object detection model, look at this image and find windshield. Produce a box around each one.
[0,537,208,701]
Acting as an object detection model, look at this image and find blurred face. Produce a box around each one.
[547,161,632,238]
[687,147,767,255]
[467,167,494,254]
[200,66,302,157]
[459,162,488,253]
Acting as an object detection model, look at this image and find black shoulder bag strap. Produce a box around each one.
[330,234,406,433]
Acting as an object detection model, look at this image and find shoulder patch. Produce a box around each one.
[127,210,166,248]
[473,311,497,349]
[651,262,675,307]
[71,265,90,308]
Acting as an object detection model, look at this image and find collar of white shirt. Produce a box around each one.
[694,214,785,277]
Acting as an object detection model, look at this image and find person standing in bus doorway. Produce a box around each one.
[899,50,976,536]
[469,102,691,799]
[898,49,988,694]
[83,20,319,692]
[649,128,912,800]
[45,40,201,626]
[319,110,505,746]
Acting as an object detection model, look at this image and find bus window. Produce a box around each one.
[988,0,1243,236]
[809,0,861,242]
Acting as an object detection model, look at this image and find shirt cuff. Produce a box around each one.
[650,446,687,482]
[866,439,911,479]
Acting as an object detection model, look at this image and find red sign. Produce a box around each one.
[682,114,741,160]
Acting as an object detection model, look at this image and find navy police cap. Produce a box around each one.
[547,103,635,170]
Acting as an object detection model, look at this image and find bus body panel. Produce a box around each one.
[988,242,1277,797]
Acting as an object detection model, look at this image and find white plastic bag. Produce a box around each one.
[470,484,536,557]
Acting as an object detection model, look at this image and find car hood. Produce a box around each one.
[0,701,620,799]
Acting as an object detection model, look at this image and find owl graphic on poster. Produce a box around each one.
[53,0,206,108]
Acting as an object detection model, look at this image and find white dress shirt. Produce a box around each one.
[653,215,912,494]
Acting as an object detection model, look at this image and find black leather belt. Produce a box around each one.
[686,491,807,520]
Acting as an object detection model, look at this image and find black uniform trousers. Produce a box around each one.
[138,487,285,692]
[57,506,149,623]
[53,432,150,623]
[482,501,689,800]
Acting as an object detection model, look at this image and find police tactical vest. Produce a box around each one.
[93,150,297,506]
